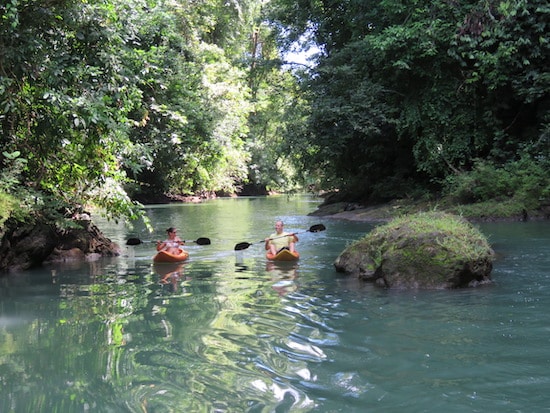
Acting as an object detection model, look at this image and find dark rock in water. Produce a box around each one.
[237,183,269,196]
[0,217,120,273]
[334,212,495,289]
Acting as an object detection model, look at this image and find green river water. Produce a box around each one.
[1,195,549,412]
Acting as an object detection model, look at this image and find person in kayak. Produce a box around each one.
[157,227,185,254]
[265,220,299,256]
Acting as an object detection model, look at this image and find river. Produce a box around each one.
[1,195,549,412]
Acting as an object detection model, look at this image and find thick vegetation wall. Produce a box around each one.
[0,0,548,240]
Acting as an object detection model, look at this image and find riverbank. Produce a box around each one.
[309,198,550,223]
[133,192,550,223]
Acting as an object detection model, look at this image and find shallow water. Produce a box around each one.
[1,196,549,412]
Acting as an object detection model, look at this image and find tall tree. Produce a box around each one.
[266,0,549,200]
[0,0,145,222]
[0,0,277,224]
[122,0,266,198]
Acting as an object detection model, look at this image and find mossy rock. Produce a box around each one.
[334,212,495,289]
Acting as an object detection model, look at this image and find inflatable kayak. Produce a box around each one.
[266,249,300,262]
[153,248,189,263]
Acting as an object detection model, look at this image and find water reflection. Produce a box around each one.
[1,198,550,412]
[266,261,299,296]
[154,262,187,293]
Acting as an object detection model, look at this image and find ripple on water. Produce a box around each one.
[123,344,319,411]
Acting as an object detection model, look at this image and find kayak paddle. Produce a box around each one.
[126,237,211,246]
[234,224,326,251]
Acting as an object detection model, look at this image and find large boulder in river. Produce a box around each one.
[334,212,494,289]
[0,216,120,273]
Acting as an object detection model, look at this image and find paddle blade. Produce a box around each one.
[126,238,142,246]
[195,237,211,245]
[234,242,252,251]
[308,224,326,233]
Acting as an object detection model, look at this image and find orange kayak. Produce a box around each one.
[266,249,299,262]
[153,248,189,263]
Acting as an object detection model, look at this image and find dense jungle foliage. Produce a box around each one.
[1,0,548,228]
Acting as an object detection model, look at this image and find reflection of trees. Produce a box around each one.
[106,259,317,411]
[1,257,319,411]
[0,260,150,411]
[129,260,317,411]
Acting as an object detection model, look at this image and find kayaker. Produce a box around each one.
[157,227,184,254]
[265,220,299,256]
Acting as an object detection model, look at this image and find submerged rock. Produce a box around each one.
[334,212,494,289]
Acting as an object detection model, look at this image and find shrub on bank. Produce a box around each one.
[0,191,16,229]
[443,156,550,213]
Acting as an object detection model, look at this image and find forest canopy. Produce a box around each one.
[1,0,548,228]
